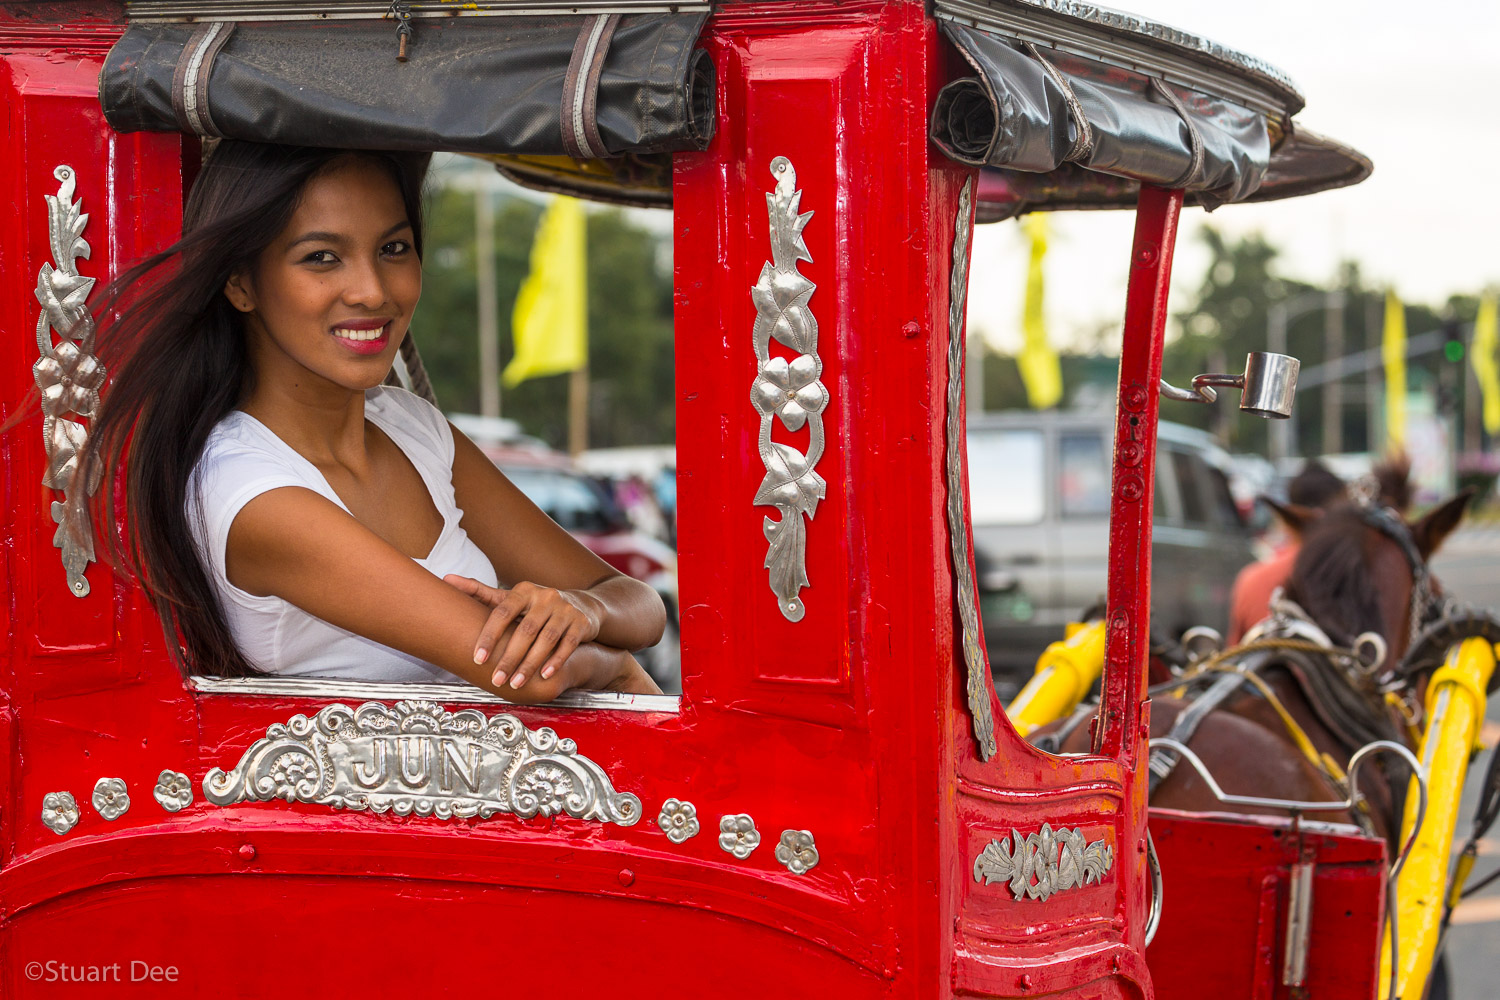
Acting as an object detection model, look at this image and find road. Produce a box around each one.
[1427,520,1500,998]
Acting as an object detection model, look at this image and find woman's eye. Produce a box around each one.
[301,249,338,265]
[382,240,413,257]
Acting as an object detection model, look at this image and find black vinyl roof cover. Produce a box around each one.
[100,14,715,156]
[932,22,1269,208]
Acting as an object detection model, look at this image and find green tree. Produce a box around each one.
[1169,230,1454,457]
[412,185,674,449]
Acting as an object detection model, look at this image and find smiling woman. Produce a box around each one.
[79,141,664,701]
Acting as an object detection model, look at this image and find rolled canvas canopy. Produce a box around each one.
[100,13,714,157]
[932,22,1270,209]
[928,3,1372,216]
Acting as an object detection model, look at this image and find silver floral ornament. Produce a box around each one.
[657,798,700,844]
[775,829,819,874]
[718,814,761,859]
[153,770,193,813]
[752,354,828,433]
[92,777,129,820]
[42,791,79,835]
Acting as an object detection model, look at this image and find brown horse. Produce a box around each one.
[1042,485,1474,843]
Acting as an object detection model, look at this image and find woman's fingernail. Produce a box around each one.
[492,670,507,685]
[509,672,526,689]
[541,665,555,679]
[474,648,488,665]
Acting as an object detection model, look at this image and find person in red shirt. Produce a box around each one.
[1227,460,1347,642]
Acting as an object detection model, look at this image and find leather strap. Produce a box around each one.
[1024,41,1094,163]
[561,14,621,160]
[1149,77,1204,189]
[171,21,232,137]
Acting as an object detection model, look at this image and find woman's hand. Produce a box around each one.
[444,575,603,691]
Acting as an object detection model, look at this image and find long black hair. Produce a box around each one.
[82,141,429,678]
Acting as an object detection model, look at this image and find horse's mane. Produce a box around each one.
[1284,503,1387,643]
[1282,455,1415,643]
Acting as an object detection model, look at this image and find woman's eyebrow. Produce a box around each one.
[286,220,412,250]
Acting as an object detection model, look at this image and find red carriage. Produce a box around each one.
[2,0,1485,996]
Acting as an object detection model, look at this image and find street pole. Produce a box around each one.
[966,333,985,416]
[476,172,500,418]
[568,365,589,457]
[1366,296,1382,451]
[1268,301,1290,464]
[1323,290,1345,455]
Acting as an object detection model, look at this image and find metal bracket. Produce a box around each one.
[1158,351,1299,419]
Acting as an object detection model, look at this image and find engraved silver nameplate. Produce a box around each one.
[204,700,642,826]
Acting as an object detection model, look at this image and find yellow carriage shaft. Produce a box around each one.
[1379,637,1498,997]
[1005,620,1107,738]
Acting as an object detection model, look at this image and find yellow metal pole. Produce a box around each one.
[1004,620,1107,738]
[1378,637,1497,997]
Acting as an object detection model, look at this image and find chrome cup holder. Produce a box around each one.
[1159,351,1299,419]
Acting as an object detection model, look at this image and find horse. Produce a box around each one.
[1038,482,1476,845]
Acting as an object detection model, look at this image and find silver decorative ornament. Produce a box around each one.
[203,700,641,826]
[718,814,761,859]
[942,178,997,761]
[42,791,80,835]
[750,156,827,622]
[657,798,699,843]
[92,777,130,820]
[153,769,194,812]
[33,165,105,598]
[775,829,819,874]
[973,823,1115,902]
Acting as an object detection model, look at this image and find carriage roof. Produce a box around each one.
[103,0,1369,214]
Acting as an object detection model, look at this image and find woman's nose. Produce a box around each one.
[341,258,388,308]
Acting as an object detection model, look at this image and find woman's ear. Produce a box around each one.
[224,271,255,313]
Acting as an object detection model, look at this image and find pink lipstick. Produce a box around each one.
[330,319,391,356]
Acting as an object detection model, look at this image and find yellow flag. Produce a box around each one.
[1382,289,1406,448]
[1018,214,1063,409]
[1473,293,1500,436]
[503,197,586,387]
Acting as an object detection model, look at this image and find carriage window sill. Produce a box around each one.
[187,675,680,714]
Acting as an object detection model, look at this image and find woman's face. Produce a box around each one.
[227,156,421,394]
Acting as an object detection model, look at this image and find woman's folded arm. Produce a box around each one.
[448,426,668,652]
[224,485,653,701]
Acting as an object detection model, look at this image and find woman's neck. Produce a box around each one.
[239,375,373,470]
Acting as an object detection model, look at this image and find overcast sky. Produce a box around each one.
[968,1,1500,352]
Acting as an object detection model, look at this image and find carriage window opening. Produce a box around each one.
[1205,466,1243,530]
[186,153,681,706]
[1169,451,1210,526]
[1059,432,1110,518]
[967,430,1046,525]
[1154,460,1180,523]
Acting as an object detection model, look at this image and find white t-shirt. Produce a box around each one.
[187,385,499,682]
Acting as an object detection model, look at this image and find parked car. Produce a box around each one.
[966,412,1254,695]
[452,417,682,691]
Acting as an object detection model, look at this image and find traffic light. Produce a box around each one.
[1442,319,1465,363]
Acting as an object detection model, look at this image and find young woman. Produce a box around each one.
[82,141,664,702]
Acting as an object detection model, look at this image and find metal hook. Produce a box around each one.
[1159,351,1300,419]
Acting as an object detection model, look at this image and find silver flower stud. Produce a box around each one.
[153,770,193,813]
[92,777,130,820]
[42,791,79,835]
[752,353,828,432]
[775,829,819,874]
[718,814,762,859]
[658,798,700,844]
